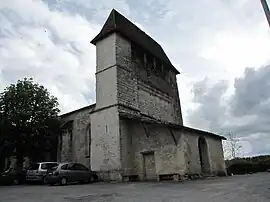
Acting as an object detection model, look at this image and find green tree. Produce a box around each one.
[0,78,61,167]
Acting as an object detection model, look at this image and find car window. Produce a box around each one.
[29,163,39,170]
[66,163,74,170]
[74,163,89,171]
[60,164,68,170]
[41,163,59,170]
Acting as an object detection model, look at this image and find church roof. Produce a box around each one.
[59,103,96,118]
[91,9,180,74]
[119,111,226,140]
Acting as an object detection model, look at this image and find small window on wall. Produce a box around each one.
[160,64,166,80]
[166,73,171,84]
[138,50,145,68]
[132,44,144,68]
[155,60,162,76]
[146,54,153,77]
[69,129,73,152]
[131,45,136,59]
[153,58,157,74]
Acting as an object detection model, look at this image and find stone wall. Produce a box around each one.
[91,34,123,180]
[119,119,226,179]
[116,35,139,112]
[59,128,72,162]
[120,119,187,180]
[182,130,227,176]
[182,131,202,175]
[115,34,182,125]
[96,33,116,72]
[59,106,92,168]
[206,137,227,175]
[90,106,122,181]
[138,81,175,123]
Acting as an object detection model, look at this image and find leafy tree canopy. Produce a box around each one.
[0,78,61,162]
[0,78,60,128]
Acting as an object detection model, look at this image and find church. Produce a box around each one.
[58,9,227,181]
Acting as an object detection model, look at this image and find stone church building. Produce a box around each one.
[58,9,227,181]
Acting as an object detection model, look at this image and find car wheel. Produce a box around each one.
[88,175,94,183]
[60,177,68,186]
[43,177,47,185]
[13,179,19,185]
[93,174,98,182]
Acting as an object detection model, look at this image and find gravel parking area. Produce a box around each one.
[0,172,270,202]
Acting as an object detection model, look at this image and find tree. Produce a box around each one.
[223,132,243,160]
[0,78,61,167]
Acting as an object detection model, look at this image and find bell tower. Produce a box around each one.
[90,9,183,181]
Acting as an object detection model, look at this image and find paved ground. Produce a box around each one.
[0,173,270,202]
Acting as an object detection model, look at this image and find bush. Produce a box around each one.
[228,163,270,175]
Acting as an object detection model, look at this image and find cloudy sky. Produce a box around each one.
[0,0,270,157]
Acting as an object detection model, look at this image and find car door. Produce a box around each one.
[77,164,90,181]
[73,163,89,182]
[66,163,76,182]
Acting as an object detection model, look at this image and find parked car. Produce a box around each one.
[44,162,99,186]
[0,168,26,185]
[26,162,59,184]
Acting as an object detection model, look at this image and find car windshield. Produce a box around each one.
[41,163,58,170]
[29,163,39,170]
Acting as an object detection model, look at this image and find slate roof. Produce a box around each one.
[59,103,96,118]
[119,111,226,140]
[91,9,180,74]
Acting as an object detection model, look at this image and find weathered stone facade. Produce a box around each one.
[58,105,94,168]
[58,9,227,181]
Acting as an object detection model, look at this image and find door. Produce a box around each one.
[143,152,156,180]
[198,137,211,174]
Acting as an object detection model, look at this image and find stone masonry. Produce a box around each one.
[58,9,227,181]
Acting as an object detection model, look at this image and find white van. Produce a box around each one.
[26,162,59,183]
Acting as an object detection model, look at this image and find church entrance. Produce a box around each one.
[143,152,156,180]
[198,137,211,175]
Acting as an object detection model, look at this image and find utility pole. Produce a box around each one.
[261,0,270,27]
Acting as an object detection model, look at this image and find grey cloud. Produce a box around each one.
[243,133,270,156]
[188,78,229,132]
[188,65,270,156]
[230,65,270,117]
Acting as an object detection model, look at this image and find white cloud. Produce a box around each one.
[200,24,270,78]
[0,0,100,113]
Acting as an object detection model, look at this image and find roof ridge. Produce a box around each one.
[91,9,180,74]
[112,9,164,49]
